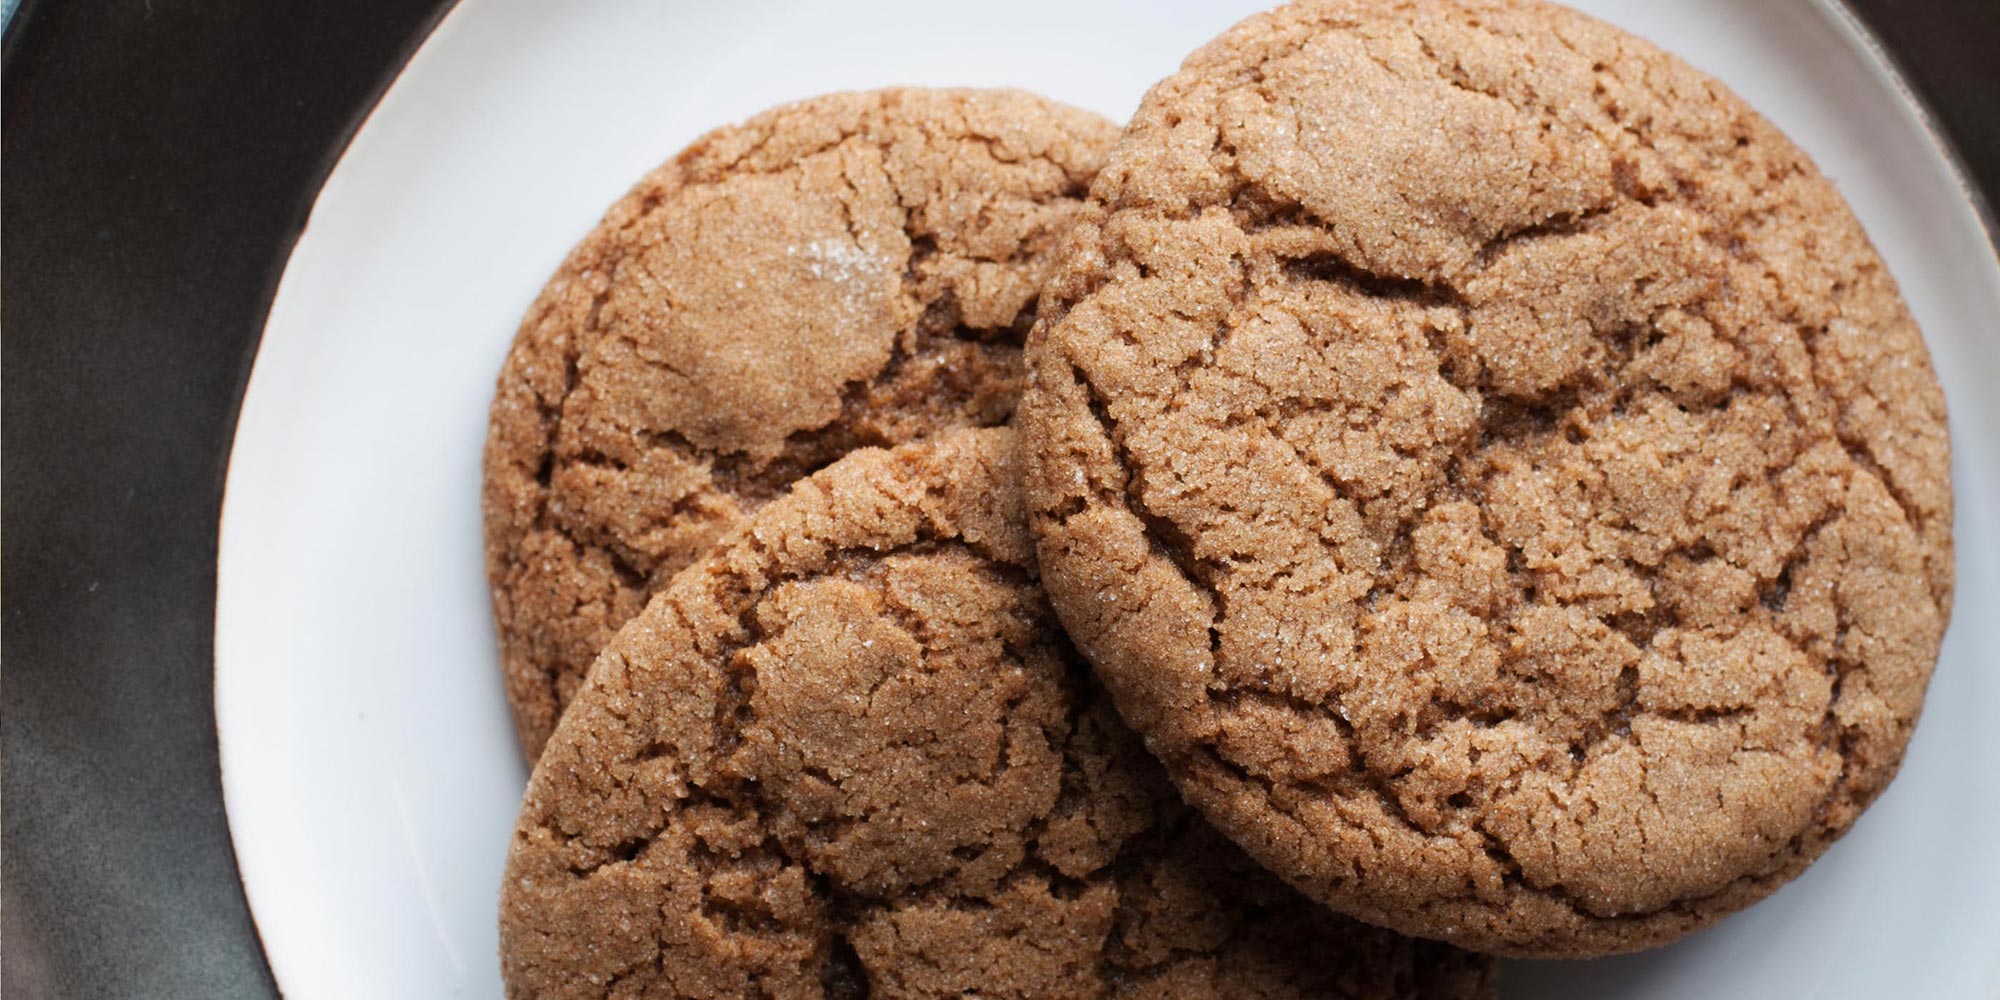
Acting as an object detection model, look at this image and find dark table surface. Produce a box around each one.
[3,1,1994,997]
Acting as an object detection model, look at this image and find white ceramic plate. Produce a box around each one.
[215,1,2000,996]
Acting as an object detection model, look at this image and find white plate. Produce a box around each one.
[215,1,2000,997]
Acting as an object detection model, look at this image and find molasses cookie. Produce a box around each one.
[499,429,1493,1000]
[1018,0,1953,957]
[484,88,1119,756]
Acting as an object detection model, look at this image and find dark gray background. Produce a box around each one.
[2,1,1993,997]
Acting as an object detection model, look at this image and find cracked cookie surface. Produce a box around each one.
[484,89,1119,757]
[499,428,1494,1000]
[1018,0,1953,957]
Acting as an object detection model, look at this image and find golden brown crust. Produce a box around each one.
[499,429,1494,1000]
[1019,0,1953,957]
[483,89,1120,757]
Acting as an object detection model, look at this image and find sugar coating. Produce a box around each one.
[482,89,1119,756]
[1019,0,1953,957]
[499,429,1494,1000]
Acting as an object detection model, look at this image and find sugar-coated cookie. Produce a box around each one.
[1019,0,1952,957]
[500,429,1494,1000]
[484,89,1118,756]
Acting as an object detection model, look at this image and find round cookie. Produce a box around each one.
[1019,0,1952,958]
[500,428,1494,1000]
[484,88,1119,757]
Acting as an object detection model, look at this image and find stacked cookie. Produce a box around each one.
[487,2,1952,996]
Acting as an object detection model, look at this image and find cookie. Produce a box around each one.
[1019,0,1952,957]
[499,428,1494,1000]
[484,88,1119,757]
